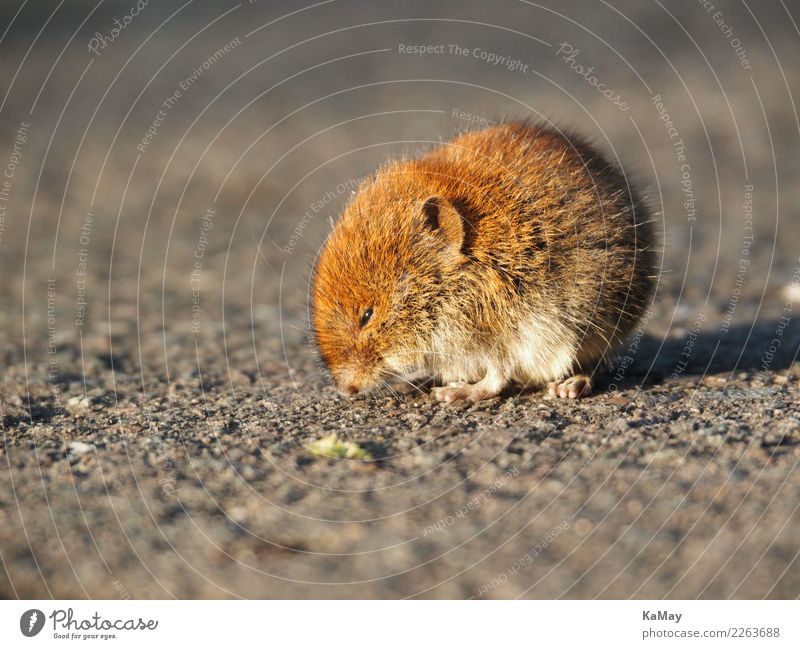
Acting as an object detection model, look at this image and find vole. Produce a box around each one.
[311,121,655,402]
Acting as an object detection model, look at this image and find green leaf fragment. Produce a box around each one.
[306,434,372,460]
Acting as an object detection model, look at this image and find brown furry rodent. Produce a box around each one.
[312,121,655,401]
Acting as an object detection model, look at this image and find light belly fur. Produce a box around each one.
[430,314,584,386]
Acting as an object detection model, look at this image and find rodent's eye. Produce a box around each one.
[359,307,374,328]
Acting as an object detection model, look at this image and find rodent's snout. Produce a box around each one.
[332,361,380,398]
[336,379,369,398]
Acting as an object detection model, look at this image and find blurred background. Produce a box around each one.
[0,0,799,598]
[1,0,798,354]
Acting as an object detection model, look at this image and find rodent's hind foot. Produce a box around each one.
[432,381,500,403]
[547,375,592,399]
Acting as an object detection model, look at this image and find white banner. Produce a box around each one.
[0,600,797,647]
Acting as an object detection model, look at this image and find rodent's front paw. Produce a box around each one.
[547,375,592,399]
[432,382,500,403]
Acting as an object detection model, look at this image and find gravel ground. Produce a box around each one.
[1,0,799,598]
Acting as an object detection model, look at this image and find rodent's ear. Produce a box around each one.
[421,196,464,250]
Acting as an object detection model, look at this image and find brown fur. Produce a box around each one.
[311,121,656,400]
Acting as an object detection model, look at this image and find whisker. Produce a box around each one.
[378,377,403,401]
[381,370,427,396]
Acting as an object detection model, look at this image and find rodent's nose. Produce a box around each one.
[345,384,360,395]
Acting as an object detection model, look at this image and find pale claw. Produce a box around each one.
[433,382,500,403]
[547,375,592,399]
